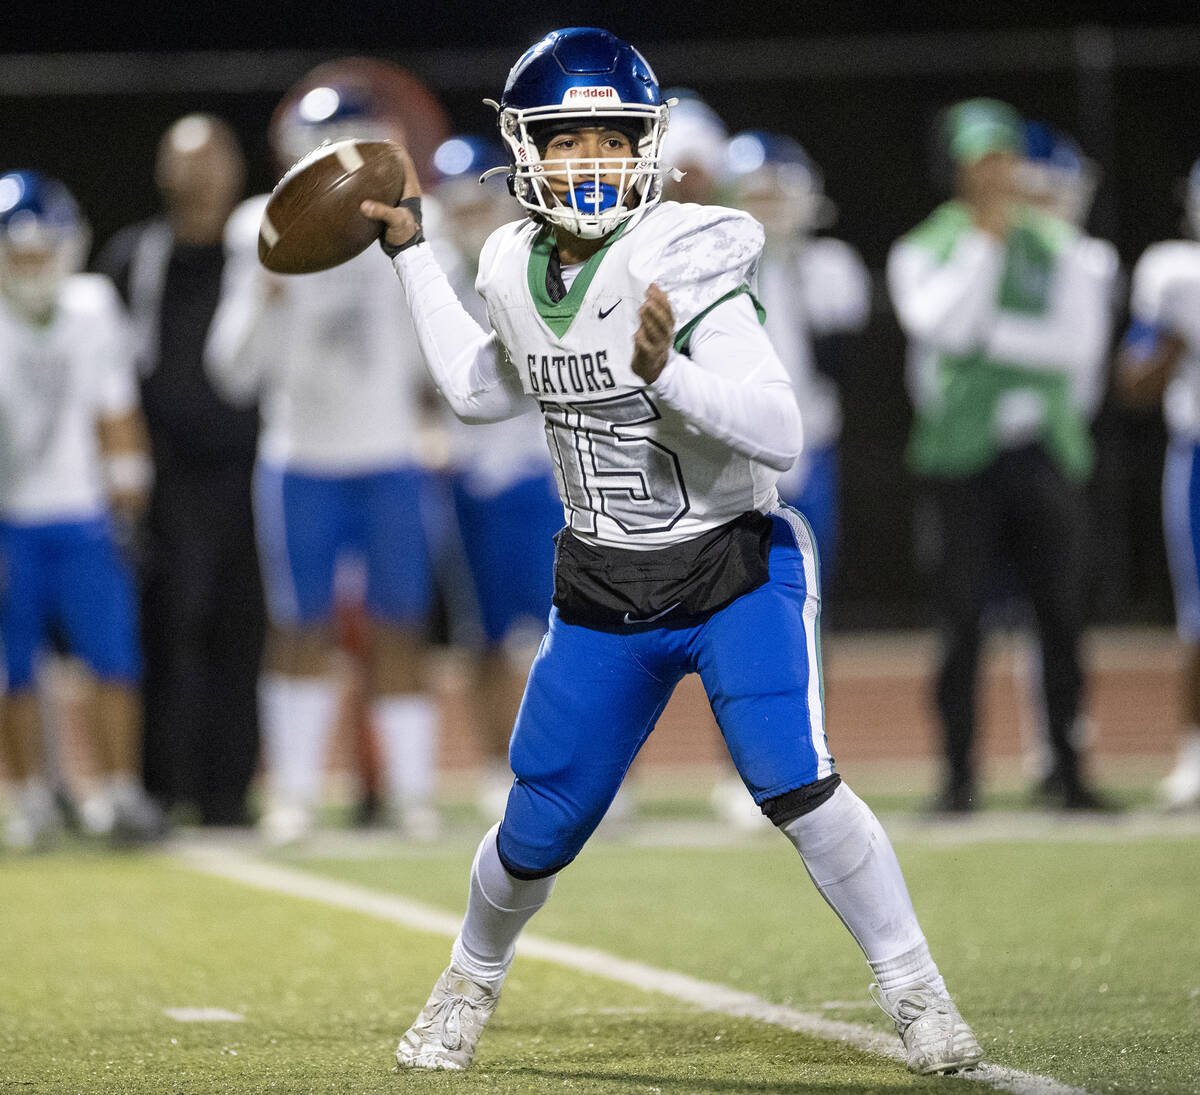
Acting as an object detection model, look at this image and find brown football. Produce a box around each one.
[258,138,406,274]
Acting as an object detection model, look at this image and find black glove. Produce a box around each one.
[379,197,425,258]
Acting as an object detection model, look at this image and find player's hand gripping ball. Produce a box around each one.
[258,138,406,274]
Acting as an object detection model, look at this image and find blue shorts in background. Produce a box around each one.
[451,470,561,646]
[1164,438,1200,641]
[253,461,434,627]
[0,516,141,690]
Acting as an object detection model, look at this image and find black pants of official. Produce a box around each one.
[921,445,1089,795]
[140,464,265,824]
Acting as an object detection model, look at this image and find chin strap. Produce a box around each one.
[379,196,425,258]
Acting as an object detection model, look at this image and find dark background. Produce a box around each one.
[4,3,1193,628]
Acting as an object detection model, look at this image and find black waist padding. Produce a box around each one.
[552,510,774,631]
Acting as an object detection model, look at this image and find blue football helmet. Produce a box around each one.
[0,170,90,318]
[491,27,670,238]
[432,135,518,260]
[725,130,835,241]
[1019,121,1098,226]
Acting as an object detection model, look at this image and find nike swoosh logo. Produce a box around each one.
[622,601,682,626]
[598,300,622,320]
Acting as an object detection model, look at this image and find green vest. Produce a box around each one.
[903,201,1094,482]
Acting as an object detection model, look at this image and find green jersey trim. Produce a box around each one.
[672,285,766,354]
[526,221,630,338]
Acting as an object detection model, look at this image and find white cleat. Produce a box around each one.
[870,982,984,1075]
[260,803,314,848]
[3,783,61,852]
[1160,735,1200,810]
[395,964,501,1071]
[109,783,167,844]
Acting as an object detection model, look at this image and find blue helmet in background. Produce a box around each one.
[432,135,518,259]
[432,134,509,185]
[492,27,670,238]
[725,130,836,240]
[1019,121,1098,226]
[0,171,90,318]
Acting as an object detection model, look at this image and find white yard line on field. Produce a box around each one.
[176,844,1092,1095]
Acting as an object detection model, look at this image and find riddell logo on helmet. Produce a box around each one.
[562,87,620,103]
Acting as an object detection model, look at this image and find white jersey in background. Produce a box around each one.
[206,194,433,473]
[757,236,869,495]
[1130,239,1200,440]
[450,202,795,550]
[0,275,137,521]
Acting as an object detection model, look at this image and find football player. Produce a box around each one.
[658,89,730,205]
[712,130,868,832]
[429,135,562,819]
[726,129,869,593]
[1116,157,1200,810]
[205,58,451,843]
[0,171,162,847]
[364,27,983,1076]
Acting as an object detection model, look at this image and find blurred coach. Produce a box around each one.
[97,114,265,826]
[887,99,1113,813]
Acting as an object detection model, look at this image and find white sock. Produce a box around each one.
[452,823,556,987]
[869,939,947,997]
[372,693,438,807]
[783,783,946,994]
[258,673,337,808]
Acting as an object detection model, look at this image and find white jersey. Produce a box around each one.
[0,275,137,522]
[758,236,869,495]
[442,241,553,497]
[464,202,794,549]
[1129,239,1200,439]
[206,193,432,473]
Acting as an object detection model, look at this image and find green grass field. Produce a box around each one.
[1,803,1197,1095]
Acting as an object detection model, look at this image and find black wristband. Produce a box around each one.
[379,196,425,258]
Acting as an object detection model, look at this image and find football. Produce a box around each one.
[258,138,406,274]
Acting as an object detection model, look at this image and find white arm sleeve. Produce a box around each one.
[650,292,802,472]
[392,244,527,423]
[887,230,1005,353]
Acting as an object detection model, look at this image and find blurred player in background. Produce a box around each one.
[659,89,729,205]
[715,131,868,830]
[1116,157,1200,810]
[726,130,869,593]
[428,135,561,820]
[889,99,1115,813]
[97,114,265,827]
[205,58,451,844]
[1007,120,1117,787]
[366,26,982,1076]
[0,171,162,848]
